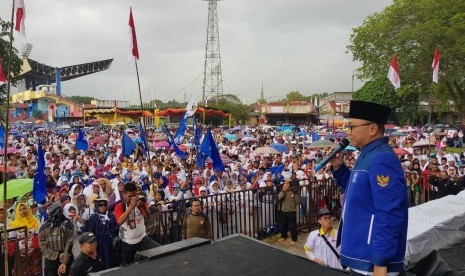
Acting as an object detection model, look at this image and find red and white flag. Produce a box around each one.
[0,59,6,86]
[128,7,139,65]
[387,54,400,89]
[14,0,26,39]
[432,49,441,84]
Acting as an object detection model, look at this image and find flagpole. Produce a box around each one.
[134,59,153,183]
[3,1,15,274]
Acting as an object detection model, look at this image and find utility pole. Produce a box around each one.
[202,0,224,105]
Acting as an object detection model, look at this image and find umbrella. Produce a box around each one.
[0,179,33,201]
[9,129,20,135]
[36,127,46,132]
[228,126,242,132]
[342,145,358,153]
[85,119,101,125]
[89,136,108,145]
[393,148,409,156]
[177,144,189,151]
[269,143,288,153]
[325,133,348,140]
[152,135,166,142]
[391,131,407,137]
[412,139,435,148]
[7,147,18,154]
[224,134,238,141]
[241,136,257,142]
[206,154,235,165]
[253,147,280,155]
[297,131,308,136]
[14,134,27,139]
[0,166,17,173]
[154,141,170,148]
[133,137,142,143]
[282,129,293,135]
[310,140,337,148]
[277,125,295,131]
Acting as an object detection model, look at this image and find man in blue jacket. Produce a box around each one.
[330,100,408,276]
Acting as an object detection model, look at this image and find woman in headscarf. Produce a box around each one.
[10,203,41,275]
[83,197,117,269]
[97,178,113,198]
[63,203,81,261]
[69,183,84,207]
[108,180,125,211]
[146,189,168,245]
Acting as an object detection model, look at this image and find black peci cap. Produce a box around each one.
[349,100,391,125]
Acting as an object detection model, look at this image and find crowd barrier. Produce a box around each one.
[147,179,343,243]
[148,174,441,244]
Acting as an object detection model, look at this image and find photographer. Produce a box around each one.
[114,182,160,265]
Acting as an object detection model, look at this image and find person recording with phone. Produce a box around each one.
[114,182,160,265]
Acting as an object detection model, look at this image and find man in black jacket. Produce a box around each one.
[69,232,104,276]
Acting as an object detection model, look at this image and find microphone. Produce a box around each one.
[314,138,350,172]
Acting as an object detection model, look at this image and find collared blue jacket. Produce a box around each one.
[332,137,408,273]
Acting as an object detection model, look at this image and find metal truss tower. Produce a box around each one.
[202,0,224,104]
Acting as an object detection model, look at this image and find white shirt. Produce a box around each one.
[304,228,343,270]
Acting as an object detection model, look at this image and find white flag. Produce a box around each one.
[185,98,197,117]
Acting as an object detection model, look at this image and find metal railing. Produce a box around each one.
[145,179,343,243]
[145,174,445,244]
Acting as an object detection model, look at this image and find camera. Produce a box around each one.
[139,195,147,203]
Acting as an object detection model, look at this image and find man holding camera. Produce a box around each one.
[114,182,160,264]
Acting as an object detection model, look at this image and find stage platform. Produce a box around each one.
[93,234,347,276]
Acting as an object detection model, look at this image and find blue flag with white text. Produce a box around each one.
[122,131,137,157]
[0,124,4,149]
[33,140,47,203]
[75,128,89,151]
[164,124,187,158]
[174,114,188,145]
[138,122,148,154]
[200,128,224,172]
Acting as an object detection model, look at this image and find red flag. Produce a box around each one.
[128,7,139,65]
[387,54,400,89]
[0,59,6,86]
[432,49,440,84]
[14,0,26,38]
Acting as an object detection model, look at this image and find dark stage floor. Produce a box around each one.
[97,235,347,276]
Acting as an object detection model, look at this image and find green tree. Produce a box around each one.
[353,76,419,124]
[283,91,305,102]
[0,18,23,105]
[32,109,44,119]
[68,96,95,104]
[208,94,249,125]
[348,0,465,115]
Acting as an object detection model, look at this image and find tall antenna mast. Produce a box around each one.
[202,0,224,105]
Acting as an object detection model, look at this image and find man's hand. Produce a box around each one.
[328,153,344,171]
[313,258,325,265]
[129,197,139,210]
[373,265,387,276]
[58,264,66,275]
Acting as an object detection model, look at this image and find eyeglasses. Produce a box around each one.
[348,123,373,131]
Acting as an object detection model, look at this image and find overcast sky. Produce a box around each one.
[0,0,393,105]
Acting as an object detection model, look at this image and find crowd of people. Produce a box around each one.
[0,111,464,275]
